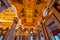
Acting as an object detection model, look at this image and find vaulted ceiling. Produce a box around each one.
[0,0,60,29]
[10,0,50,26]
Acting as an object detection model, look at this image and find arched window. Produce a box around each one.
[43,9,47,17]
[0,36,3,40]
[30,36,33,40]
[55,35,60,40]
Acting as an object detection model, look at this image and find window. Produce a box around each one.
[52,33,60,40]
[58,33,60,36]
[43,9,47,17]
[30,36,33,40]
[55,35,60,40]
[0,36,3,40]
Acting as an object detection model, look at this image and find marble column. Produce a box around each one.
[4,17,18,40]
[17,26,22,40]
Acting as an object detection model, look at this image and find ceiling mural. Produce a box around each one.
[10,0,50,26]
[0,0,60,28]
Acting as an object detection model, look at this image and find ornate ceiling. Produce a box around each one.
[10,0,50,26]
[0,0,60,29]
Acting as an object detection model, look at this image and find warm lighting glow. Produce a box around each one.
[0,19,13,22]
[26,31,28,34]
[38,21,40,25]
[19,19,21,25]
